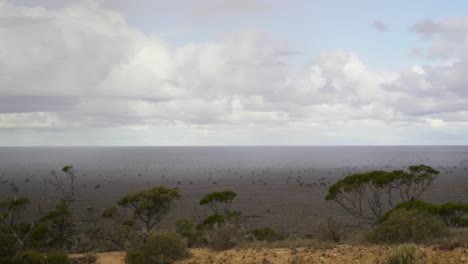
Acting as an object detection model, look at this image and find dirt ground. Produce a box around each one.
[70,245,468,264]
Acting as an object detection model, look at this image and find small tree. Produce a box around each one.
[325,165,439,226]
[199,191,237,216]
[39,165,77,248]
[0,165,78,251]
[117,186,181,236]
[198,190,240,229]
[0,197,36,251]
[389,165,439,205]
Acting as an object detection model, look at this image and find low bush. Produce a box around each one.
[384,199,468,227]
[126,231,189,264]
[9,250,46,264]
[208,225,244,251]
[317,217,346,243]
[46,252,70,264]
[175,219,206,247]
[385,244,417,264]
[0,233,18,262]
[369,209,449,243]
[249,227,285,242]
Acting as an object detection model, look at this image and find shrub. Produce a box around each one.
[175,219,194,234]
[317,217,346,243]
[9,250,46,264]
[175,219,205,247]
[250,227,285,242]
[208,225,243,251]
[85,252,97,263]
[0,233,18,262]
[46,252,70,264]
[384,199,468,227]
[126,231,188,264]
[117,186,181,235]
[197,214,225,231]
[386,244,417,264]
[126,249,145,264]
[369,209,449,243]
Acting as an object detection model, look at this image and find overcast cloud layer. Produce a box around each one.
[1,1,468,145]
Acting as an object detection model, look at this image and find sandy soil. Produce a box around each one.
[69,251,126,264]
[69,245,468,264]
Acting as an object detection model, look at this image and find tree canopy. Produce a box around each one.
[117,185,181,234]
[325,164,439,226]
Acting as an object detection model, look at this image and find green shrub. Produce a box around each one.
[46,252,70,264]
[384,199,468,227]
[250,227,285,242]
[0,233,18,261]
[126,249,145,264]
[175,218,205,247]
[386,244,417,264]
[370,209,449,243]
[197,214,225,231]
[208,225,243,251]
[175,219,194,234]
[10,250,46,264]
[126,231,188,264]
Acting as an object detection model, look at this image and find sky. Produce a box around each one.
[1,0,468,146]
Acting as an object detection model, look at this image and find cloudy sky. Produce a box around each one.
[1,0,468,146]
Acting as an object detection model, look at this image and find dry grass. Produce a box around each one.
[177,245,468,264]
[238,238,337,250]
[69,242,468,264]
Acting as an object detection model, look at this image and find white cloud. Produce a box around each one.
[1,1,468,145]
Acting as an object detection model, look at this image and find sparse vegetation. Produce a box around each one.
[126,231,189,264]
[117,186,181,236]
[369,209,449,243]
[325,165,439,226]
[1,162,467,263]
[386,244,417,264]
[207,225,244,251]
[317,217,347,243]
[384,199,468,227]
[249,227,285,242]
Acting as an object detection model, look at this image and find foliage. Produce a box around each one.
[175,219,204,247]
[0,197,38,251]
[199,190,237,215]
[384,199,468,227]
[45,252,70,264]
[101,207,118,219]
[126,231,189,264]
[199,190,241,230]
[39,201,74,248]
[369,209,449,243]
[325,165,439,226]
[175,218,194,234]
[317,217,346,243]
[0,233,18,263]
[386,244,417,264]
[9,250,46,264]
[249,227,285,242]
[389,165,439,202]
[117,185,181,235]
[47,165,76,207]
[207,225,244,251]
[197,213,225,230]
[91,219,139,250]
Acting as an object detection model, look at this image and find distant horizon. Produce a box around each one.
[1,144,467,148]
